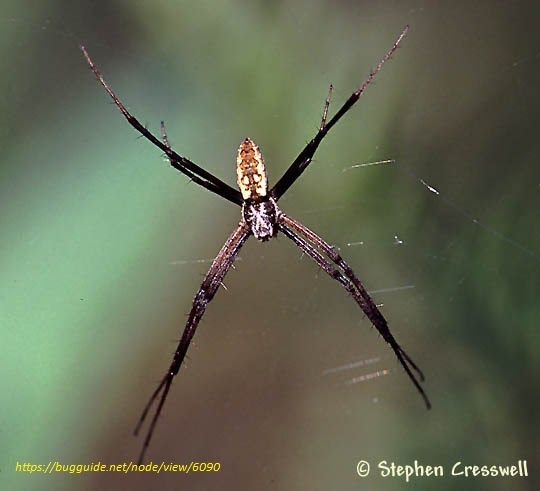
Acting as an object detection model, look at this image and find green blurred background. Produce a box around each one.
[1,1,538,490]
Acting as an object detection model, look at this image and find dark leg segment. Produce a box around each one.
[160,121,234,196]
[134,221,251,463]
[278,212,430,409]
[81,46,243,206]
[271,26,408,201]
[319,84,333,132]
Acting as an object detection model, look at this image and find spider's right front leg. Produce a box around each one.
[133,221,251,463]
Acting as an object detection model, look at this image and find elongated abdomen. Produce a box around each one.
[236,138,268,200]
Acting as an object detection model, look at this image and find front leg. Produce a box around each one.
[134,221,251,463]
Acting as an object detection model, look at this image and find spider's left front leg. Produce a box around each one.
[134,221,251,463]
[278,213,430,409]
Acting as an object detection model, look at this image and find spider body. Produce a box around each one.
[237,137,279,241]
[81,25,429,464]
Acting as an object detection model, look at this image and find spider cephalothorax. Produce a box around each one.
[82,25,429,465]
[242,195,279,241]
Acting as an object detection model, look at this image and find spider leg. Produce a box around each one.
[134,221,251,463]
[161,121,172,151]
[319,84,333,132]
[159,121,223,192]
[278,212,430,409]
[159,120,221,193]
[271,26,408,201]
[81,46,243,206]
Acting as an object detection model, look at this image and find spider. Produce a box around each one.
[81,25,429,464]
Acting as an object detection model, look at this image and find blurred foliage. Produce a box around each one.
[1,1,539,490]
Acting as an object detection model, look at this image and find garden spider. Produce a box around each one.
[82,25,429,464]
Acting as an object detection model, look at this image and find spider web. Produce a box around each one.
[2,4,539,490]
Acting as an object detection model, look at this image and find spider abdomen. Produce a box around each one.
[236,138,268,200]
[242,197,279,241]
